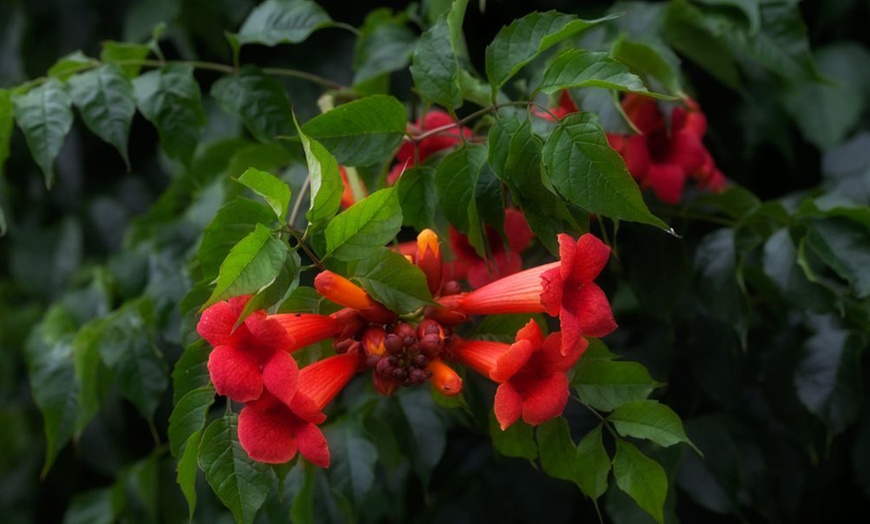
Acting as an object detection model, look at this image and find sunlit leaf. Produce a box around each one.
[324,188,402,261]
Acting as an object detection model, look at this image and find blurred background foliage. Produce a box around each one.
[2,0,870,523]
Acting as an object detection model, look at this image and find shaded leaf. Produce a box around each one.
[198,415,276,524]
[68,63,136,167]
[198,198,278,282]
[395,166,438,230]
[302,95,407,166]
[486,11,619,89]
[352,248,433,314]
[324,188,402,261]
[354,9,417,84]
[204,223,289,307]
[805,218,870,299]
[325,418,378,510]
[576,425,611,501]
[177,430,202,521]
[100,40,151,78]
[409,0,467,109]
[211,65,294,144]
[12,78,74,187]
[611,37,682,95]
[62,487,117,524]
[237,167,292,220]
[537,417,581,485]
[168,386,216,458]
[542,112,668,229]
[489,412,537,460]
[237,0,333,47]
[613,439,668,524]
[539,49,653,96]
[0,89,13,176]
[173,339,212,405]
[609,400,697,451]
[47,50,97,80]
[574,359,661,412]
[133,64,205,166]
[295,119,342,227]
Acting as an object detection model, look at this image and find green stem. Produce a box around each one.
[288,176,311,229]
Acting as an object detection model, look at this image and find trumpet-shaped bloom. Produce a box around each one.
[314,271,396,323]
[238,352,363,466]
[458,233,616,355]
[198,296,299,406]
[450,320,587,429]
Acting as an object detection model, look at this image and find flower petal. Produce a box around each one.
[290,392,327,425]
[521,373,570,426]
[571,283,618,338]
[494,383,523,430]
[238,403,298,464]
[571,234,611,284]
[262,350,299,408]
[295,421,330,468]
[646,163,686,205]
[207,344,263,403]
[491,339,535,382]
[197,296,249,347]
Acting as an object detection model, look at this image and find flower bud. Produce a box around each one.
[428,359,463,397]
[416,229,443,295]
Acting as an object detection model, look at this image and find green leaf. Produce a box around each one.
[537,417,582,485]
[47,50,97,80]
[539,49,655,96]
[795,316,863,433]
[173,339,212,405]
[435,144,488,254]
[236,0,333,47]
[783,45,865,150]
[576,425,611,501]
[211,65,294,144]
[238,249,301,321]
[168,386,216,458]
[204,223,289,307]
[805,219,870,299]
[24,306,79,476]
[177,430,202,521]
[67,64,136,167]
[609,400,697,451]
[409,0,467,110]
[485,11,618,90]
[133,64,205,166]
[12,78,74,187]
[301,95,407,166]
[574,359,661,411]
[199,198,279,282]
[695,0,760,33]
[489,412,537,460]
[295,119,343,227]
[324,188,402,261]
[289,462,316,523]
[62,487,117,524]
[488,114,573,253]
[396,389,446,485]
[0,89,13,176]
[395,166,438,230]
[100,40,151,78]
[237,167,292,220]
[353,9,417,85]
[72,317,110,435]
[325,418,378,510]
[613,439,668,524]
[352,248,433,314]
[662,0,741,90]
[198,415,276,524]
[98,299,168,423]
[611,37,682,95]
[542,112,668,230]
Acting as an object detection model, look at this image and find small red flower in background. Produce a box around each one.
[449,319,587,429]
[531,91,578,121]
[339,166,367,209]
[388,110,472,184]
[238,352,363,466]
[608,95,727,204]
[447,208,534,288]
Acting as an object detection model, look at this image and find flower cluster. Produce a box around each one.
[388,110,471,184]
[198,228,616,467]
